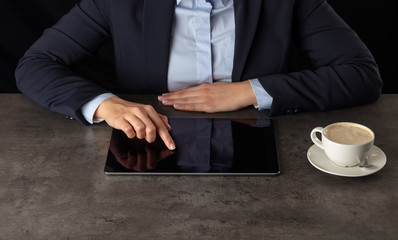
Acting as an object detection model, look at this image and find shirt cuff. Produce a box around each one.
[81,93,116,124]
[248,78,273,110]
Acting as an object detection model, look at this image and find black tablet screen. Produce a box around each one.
[104,118,279,175]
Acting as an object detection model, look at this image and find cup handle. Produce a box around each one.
[311,127,324,149]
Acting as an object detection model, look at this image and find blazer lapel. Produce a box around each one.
[142,0,175,93]
[232,0,263,82]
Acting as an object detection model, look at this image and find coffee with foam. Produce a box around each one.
[324,123,373,145]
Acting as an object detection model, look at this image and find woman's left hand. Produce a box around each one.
[158,81,258,113]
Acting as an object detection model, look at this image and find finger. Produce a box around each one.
[123,106,158,143]
[159,86,204,101]
[114,118,137,139]
[158,114,172,131]
[160,96,205,107]
[156,129,175,150]
[144,109,176,150]
[135,107,163,143]
[173,102,215,113]
[123,114,147,139]
[173,103,199,112]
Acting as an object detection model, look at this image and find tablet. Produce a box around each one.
[104,118,279,176]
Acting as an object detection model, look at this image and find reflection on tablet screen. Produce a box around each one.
[105,118,279,175]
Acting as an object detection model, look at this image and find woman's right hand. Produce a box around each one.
[94,96,176,150]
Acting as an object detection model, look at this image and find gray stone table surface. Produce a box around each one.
[0,94,397,239]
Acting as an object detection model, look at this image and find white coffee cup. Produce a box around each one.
[310,122,375,167]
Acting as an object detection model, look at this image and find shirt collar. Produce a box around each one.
[176,0,230,7]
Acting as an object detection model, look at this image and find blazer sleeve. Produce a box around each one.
[15,0,111,124]
[259,0,383,116]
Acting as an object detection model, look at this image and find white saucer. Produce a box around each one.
[307,145,387,177]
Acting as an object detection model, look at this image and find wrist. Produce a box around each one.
[238,80,258,107]
[94,96,123,120]
[81,93,116,124]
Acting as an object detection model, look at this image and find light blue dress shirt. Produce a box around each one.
[82,0,273,124]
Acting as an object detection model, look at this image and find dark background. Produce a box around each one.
[1,0,397,93]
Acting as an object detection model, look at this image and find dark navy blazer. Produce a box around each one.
[15,0,382,124]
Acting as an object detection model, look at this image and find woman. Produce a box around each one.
[15,0,382,150]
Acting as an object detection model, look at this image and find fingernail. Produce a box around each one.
[169,143,176,150]
[158,96,163,101]
[173,104,179,108]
